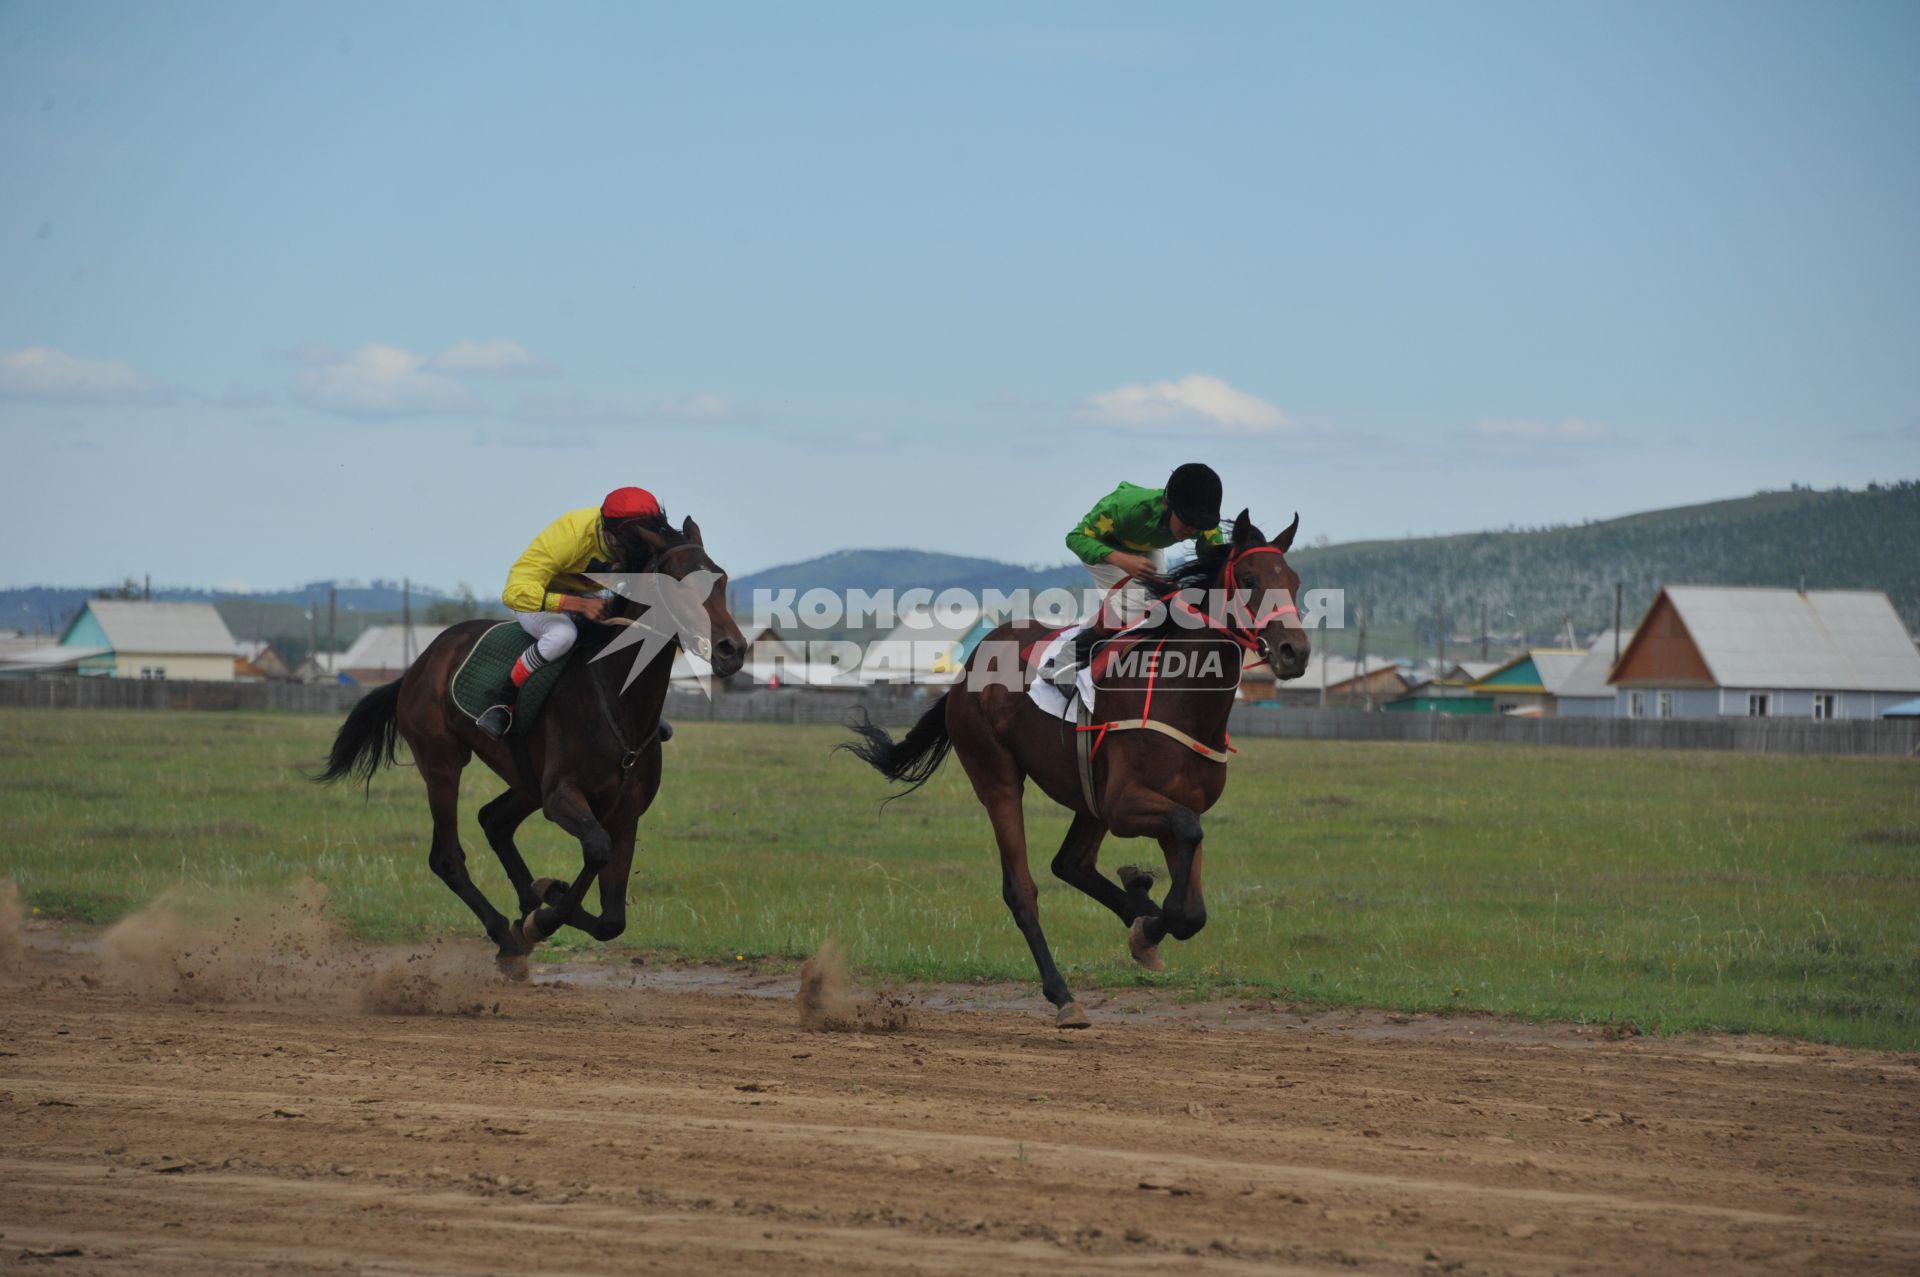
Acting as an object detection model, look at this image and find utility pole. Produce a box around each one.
[1480,599,1488,663]
[143,573,151,601]
[402,578,413,668]
[1613,581,1623,665]
[307,603,318,668]
[1436,595,1446,672]
[1355,597,1369,712]
[328,587,337,672]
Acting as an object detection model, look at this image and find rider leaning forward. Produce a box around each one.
[1067,462,1224,626]
[477,486,674,741]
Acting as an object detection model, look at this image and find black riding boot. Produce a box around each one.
[476,694,514,739]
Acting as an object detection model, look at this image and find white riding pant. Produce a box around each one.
[515,610,578,663]
[1084,551,1163,627]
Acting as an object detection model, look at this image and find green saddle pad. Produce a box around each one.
[450,622,572,734]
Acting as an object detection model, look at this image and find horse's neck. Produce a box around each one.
[581,637,675,737]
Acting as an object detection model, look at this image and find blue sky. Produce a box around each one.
[3,0,1916,593]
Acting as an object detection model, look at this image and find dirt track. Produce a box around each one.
[3,927,1916,1275]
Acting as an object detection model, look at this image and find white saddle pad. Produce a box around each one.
[1028,625,1097,722]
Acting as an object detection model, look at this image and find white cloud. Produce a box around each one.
[1468,418,1615,444]
[427,339,555,379]
[290,344,472,418]
[0,346,168,403]
[1082,374,1287,434]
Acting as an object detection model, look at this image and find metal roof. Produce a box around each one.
[1471,648,1587,695]
[1645,587,1920,693]
[72,600,238,655]
[1558,629,1634,700]
[336,624,450,671]
[1299,654,1398,689]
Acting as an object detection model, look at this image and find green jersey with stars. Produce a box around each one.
[1064,481,1224,566]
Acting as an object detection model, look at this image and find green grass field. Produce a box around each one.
[1,708,1916,1048]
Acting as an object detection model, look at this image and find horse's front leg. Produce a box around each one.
[1104,796,1206,965]
[530,822,635,943]
[515,779,613,949]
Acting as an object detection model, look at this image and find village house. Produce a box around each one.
[1608,586,1920,720]
[0,600,244,681]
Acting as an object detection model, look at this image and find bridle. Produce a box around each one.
[588,537,719,774]
[1149,543,1300,655]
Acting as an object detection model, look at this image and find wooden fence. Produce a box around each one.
[3,678,1915,757]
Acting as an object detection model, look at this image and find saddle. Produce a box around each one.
[449,623,574,735]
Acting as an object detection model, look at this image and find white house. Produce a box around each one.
[24,600,244,681]
[1609,586,1920,720]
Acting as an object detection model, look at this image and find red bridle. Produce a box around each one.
[1171,543,1300,652]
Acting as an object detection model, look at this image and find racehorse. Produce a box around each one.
[842,510,1309,1027]
[317,516,746,977]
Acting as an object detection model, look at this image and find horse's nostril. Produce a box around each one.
[1277,643,1299,666]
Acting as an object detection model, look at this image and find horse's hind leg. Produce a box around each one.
[1047,816,1166,972]
[420,760,524,977]
[958,756,1087,1030]
[1048,812,1136,923]
[477,788,545,915]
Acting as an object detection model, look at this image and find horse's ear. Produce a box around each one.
[1229,508,1256,547]
[682,516,704,546]
[1271,512,1300,552]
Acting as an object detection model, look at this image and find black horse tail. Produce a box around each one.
[314,680,403,788]
[839,692,953,799]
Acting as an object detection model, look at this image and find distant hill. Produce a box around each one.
[1289,482,1920,651]
[7,484,1912,663]
[735,484,1919,655]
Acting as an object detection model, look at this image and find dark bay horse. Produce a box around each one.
[843,510,1309,1027]
[317,516,746,977]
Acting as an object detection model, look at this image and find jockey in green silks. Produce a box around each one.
[1052,463,1224,684]
[1067,462,1225,625]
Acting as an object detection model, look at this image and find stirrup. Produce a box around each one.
[476,703,514,739]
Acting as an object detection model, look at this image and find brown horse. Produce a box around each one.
[843,510,1309,1027]
[317,516,746,976]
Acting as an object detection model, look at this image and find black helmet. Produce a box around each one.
[1165,463,1222,531]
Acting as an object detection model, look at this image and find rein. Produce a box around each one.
[1072,543,1297,802]
[583,539,712,776]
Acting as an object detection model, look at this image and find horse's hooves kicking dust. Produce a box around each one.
[796,940,911,1033]
[1128,917,1166,971]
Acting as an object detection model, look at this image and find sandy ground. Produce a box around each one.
[2,918,1916,1276]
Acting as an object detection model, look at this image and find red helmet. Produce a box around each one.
[601,487,661,521]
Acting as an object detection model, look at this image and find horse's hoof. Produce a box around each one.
[529,877,566,908]
[496,949,530,982]
[516,912,547,947]
[1128,918,1166,972]
[1116,864,1158,893]
[1055,1002,1091,1030]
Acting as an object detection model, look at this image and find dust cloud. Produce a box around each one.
[797,939,910,1032]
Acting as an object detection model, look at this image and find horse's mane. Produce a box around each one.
[574,515,700,662]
